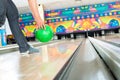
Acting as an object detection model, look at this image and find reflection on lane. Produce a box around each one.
[0,39,83,80]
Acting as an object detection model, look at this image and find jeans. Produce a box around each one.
[0,0,30,52]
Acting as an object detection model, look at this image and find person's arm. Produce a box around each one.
[28,0,45,29]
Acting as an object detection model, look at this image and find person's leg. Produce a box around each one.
[6,0,39,53]
[0,0,7,27]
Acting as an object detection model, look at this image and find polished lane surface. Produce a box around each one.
[55,39,114,80]
[0,39,82,80]
[89,36,120,80]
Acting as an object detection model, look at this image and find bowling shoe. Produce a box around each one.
[28,47,39,54]
[21,46,39,54]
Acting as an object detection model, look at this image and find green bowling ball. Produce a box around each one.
[35,25,54,42]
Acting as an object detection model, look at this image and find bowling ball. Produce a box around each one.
[35,25,54,42]
[109,19,119,28]
[56,25,66,33]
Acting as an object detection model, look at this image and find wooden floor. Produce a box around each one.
[0,39,82,80]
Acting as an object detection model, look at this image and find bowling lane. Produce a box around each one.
[0,39,83,80]
[95,34,120,44]
[89,37,120,80]
[56,39,114,80]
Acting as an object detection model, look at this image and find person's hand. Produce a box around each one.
[35,18,45,30]
[28,0,45,29]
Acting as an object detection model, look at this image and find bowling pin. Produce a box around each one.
[97,33,99,37]
[53,35,58,40]
[94,32,96,37]
[110,30,112,34]
[63,36,65,39]
[102,30,105,35]
[119,29,120,33]
[70,34,74,38]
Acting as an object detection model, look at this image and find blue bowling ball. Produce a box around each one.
[56,25,66,33]
[109,19,119,28]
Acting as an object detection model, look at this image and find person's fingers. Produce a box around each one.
[38,25,44,29]
[41,25,44,29]
[40,24,45,30]
[43,25,46,30]
[36,21,45,30]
